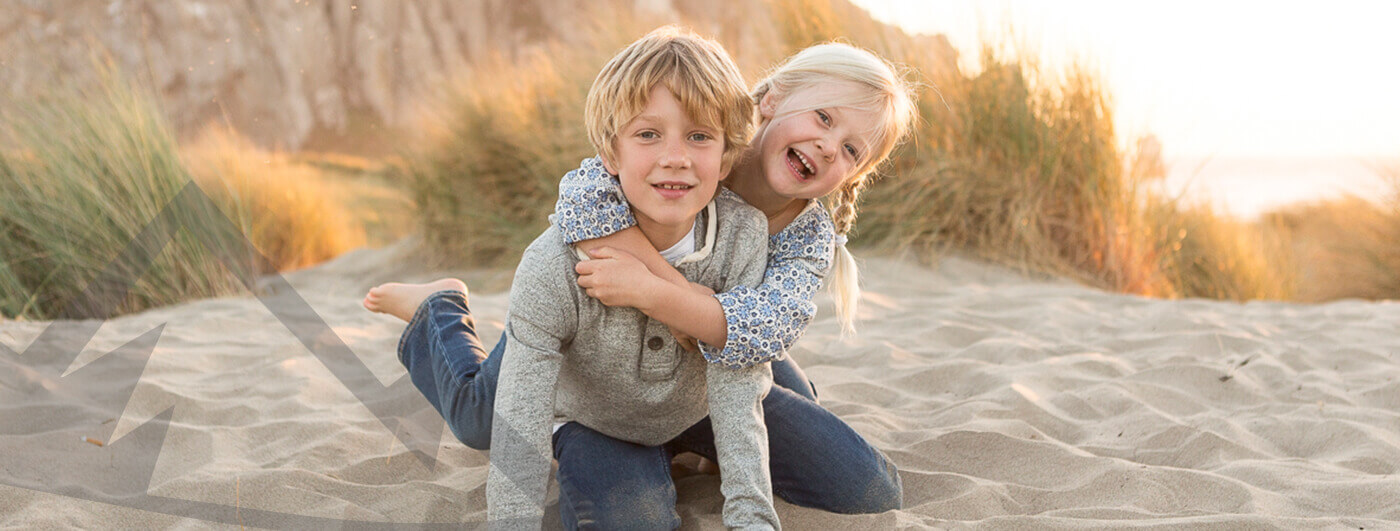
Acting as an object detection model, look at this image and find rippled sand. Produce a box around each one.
[3,245,1397,529]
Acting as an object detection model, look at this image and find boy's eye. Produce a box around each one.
[688,132,713,142]
[638,131,660,139]
[816,110,831,125]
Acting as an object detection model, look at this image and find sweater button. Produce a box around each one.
[647,336,664,350]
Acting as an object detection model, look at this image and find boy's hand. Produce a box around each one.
[671,283,713,353]
[576,247,664,309]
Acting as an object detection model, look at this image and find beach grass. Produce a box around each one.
[181,127,372,272]
[771,3,1295,301]
[289,151,416,249]
[401,41,606,268]
[1381,167,1400,297]
[0,63,250,320]
[7,6,1392,324]
[0,61,407,320]
[1263,167,1400,302]
[401,2,1299,301]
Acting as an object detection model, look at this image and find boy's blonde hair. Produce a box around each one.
[585,26,753,173]
[753,43,918,335]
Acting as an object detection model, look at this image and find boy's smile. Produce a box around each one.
[602,84,726,250]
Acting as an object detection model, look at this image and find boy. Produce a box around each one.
[486,28,777,529]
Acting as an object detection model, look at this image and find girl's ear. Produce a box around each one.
[758,89,781,120]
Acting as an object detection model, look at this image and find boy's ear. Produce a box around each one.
[599,153,618,175]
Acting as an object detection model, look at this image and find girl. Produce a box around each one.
[365,41,917,523]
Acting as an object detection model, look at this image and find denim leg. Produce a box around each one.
[770,355,818,402]
[552,422,680,531]
[670,384,902,514]
[396,290,505,450]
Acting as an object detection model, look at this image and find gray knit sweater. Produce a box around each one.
[487,190,779,530]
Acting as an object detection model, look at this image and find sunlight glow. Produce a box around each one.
[851,0,1400,160]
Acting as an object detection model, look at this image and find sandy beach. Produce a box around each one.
[3,242,1398,529]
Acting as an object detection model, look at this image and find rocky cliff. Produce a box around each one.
[2,0,954,152]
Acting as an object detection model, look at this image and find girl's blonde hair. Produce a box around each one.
[752,43,917,335]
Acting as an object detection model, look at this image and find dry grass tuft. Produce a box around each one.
[182,127,368,272]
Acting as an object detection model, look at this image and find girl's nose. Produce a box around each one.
[816,138,837,162]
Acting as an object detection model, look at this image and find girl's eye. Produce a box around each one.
[689,132,713,142]
[816,110,831,125]
[845,144,859,158]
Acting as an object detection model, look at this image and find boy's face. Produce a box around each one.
[602,84,726,234]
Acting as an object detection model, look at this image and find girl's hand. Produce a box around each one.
[575,246,664,309]
[670,326,699,352]
[688,282,716,297]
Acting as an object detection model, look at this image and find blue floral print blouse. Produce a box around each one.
[552,157,835,369]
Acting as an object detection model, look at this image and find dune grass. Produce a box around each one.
[0,66,250,320]
[288,151,416,249]
[1263,168,1400,302]
[858,51,1160,290]
[1381,187,1400,298]
[772,0,1295,301]
[182,127,370,271]
[12,5,1364,323]
[401,2,1300,301]
[402,42,607,268]
[1378,168,1400,297]
[0,62,401,320]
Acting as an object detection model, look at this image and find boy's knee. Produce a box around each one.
[571,491,679,530]
[445,408,492,450]
[452,425,491,451]
[440,386,495,450]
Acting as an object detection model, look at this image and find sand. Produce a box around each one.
[3,242,1398,529]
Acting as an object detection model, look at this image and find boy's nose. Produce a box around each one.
[659,141,691,169]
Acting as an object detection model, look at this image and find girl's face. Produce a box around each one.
[750,81,883,200]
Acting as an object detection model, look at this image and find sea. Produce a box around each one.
[1158,156,1397,219]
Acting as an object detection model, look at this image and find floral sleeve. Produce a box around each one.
[700,202,836,369]
[552,157,636,244]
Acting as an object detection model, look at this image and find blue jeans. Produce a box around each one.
[397,290,501,450]
[398,290,902,528]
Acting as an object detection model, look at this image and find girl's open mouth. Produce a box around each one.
[787,148,815,181]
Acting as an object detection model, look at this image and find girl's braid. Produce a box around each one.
[831,176,867,237]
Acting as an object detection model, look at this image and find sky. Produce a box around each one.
[847,1,1400,217]
[849,0,1400,161]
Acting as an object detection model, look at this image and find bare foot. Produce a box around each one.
[695,456,720,475]
[669,453,721,479]
[363,278,468,322]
